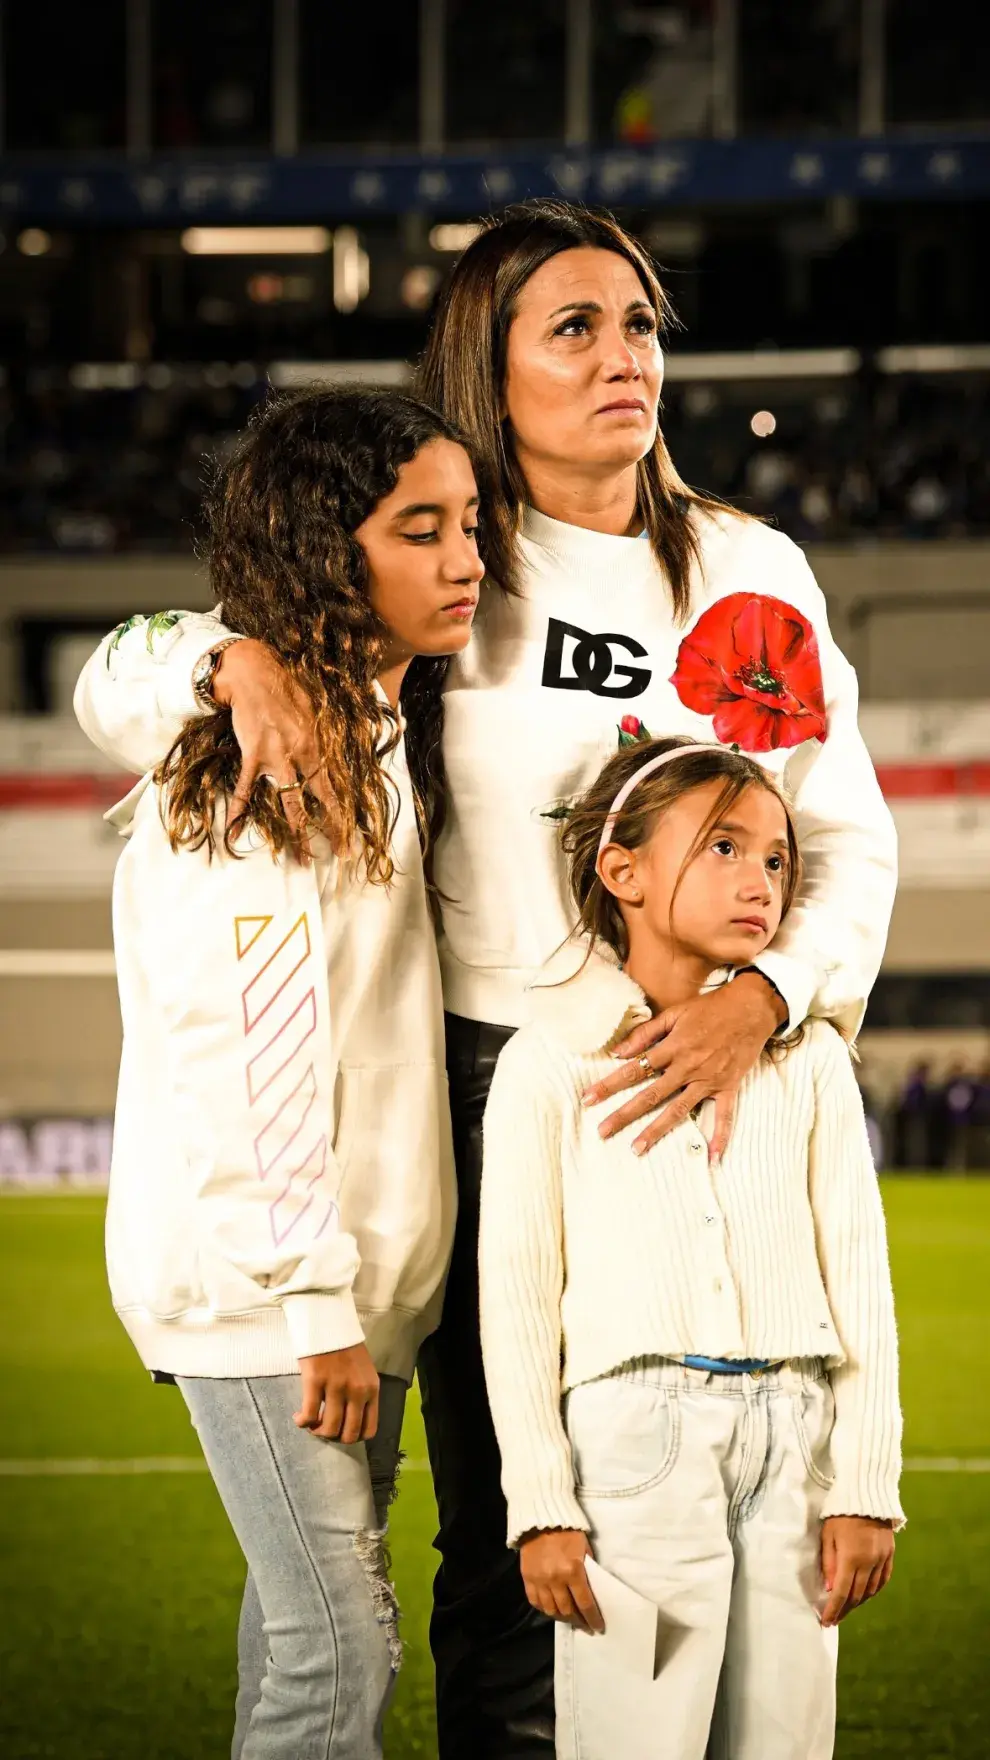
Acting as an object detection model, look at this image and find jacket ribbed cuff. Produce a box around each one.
[281,1290,365,1360]
[506,1487,591,1551]
[821,1473,906,1532]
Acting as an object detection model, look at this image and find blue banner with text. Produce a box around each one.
[0,135,985,225]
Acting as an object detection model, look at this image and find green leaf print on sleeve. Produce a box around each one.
[106,609,186,669]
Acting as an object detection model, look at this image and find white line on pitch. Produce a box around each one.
[0,1456,208,1476]
[903,1457,990,1473]
[0,1455,434,1477]
[2,1456,984,1479]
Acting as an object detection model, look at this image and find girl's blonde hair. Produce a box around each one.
[561,735,802,966]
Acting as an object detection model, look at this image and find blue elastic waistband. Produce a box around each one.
[681,1355,776,1375]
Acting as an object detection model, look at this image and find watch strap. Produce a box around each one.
[192,637,241,712]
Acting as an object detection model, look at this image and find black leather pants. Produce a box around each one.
[417,1014,556,1759]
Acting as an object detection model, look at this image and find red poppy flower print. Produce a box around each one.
[670,593,827,752]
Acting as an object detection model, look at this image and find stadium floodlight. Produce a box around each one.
[877,344,990,374]
[429,223,482,253]
[332,227,370,313]
[663,348,860,381]
[69,363,141,390]
[180,227,332,255]
[269,361,411,389]
[18,228,52,257]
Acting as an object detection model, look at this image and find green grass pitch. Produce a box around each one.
[1,1180,988,1759]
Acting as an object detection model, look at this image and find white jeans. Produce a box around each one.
[555,1359,839,1760]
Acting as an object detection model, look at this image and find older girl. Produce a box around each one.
[479,737,903,1760]
[76,202,895,1758]
[101,386,482,1760]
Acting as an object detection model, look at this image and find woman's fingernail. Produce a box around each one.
[632,1141,646,1157]
[709,1153,721,1170]
[581,1090,597,1107]
[598,1122,613,1139]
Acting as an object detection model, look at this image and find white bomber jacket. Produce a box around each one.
[95,620,455,1383]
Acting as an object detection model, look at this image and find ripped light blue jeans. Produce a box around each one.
[177,1372,406,1760]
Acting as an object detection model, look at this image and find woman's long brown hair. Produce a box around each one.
[417,198,735,622]
[158,385,468,884]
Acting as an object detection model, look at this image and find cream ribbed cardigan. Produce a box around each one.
[479,946,904,1547]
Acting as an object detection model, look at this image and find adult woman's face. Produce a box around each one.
[503,246,663,484]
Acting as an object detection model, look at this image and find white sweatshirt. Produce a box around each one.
[478,945,905,1549]
[439,507,896,1035]
[73,507,896,1040]
[94,619,455,1383]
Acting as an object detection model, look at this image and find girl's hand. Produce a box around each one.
[820,1516,895,1627]
[519,1530,604,1634]
[293,1344,380,1445]
[212,639,332,841]
[581,974,786,1159]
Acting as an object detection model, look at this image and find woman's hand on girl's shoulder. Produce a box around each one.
[820,1515,895,1628]
[519,1529,604,1634]
[212,638,329,840]
[582,973,786,1161]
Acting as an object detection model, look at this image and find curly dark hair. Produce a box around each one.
[159,384,472,885]
[417,198,738,622]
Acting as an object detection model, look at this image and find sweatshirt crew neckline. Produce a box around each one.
[520,504,662,589]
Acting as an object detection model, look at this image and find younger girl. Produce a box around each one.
[479,736,903,1760]
[100,386,483,1760]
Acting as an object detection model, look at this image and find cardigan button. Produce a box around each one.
[704,1214,717,1225]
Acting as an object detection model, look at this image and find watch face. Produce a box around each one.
[192,653,217,705]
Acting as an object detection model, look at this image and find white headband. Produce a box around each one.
[596,742,733,862]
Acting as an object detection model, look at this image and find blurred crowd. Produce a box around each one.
[0,370,261,555]
[864,1063,990,1173]
[1,367,987,554]
[664,372,990,543]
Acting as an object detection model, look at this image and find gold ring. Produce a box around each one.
[637,1053,653,1077]
[276,780,304,794]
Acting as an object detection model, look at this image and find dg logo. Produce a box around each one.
[541,617,652,701]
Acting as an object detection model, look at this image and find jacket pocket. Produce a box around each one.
[564,1377,680,1499]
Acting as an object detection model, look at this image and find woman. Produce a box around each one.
[99,385,482,1759]
[75,201,896,1760]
